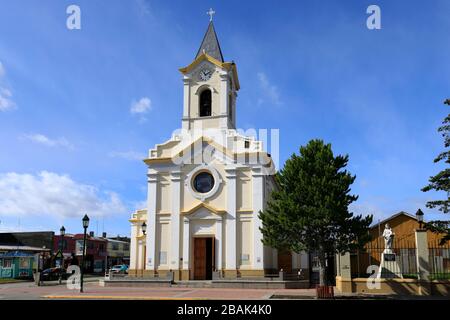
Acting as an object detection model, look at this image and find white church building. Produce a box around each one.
[129,18,310,280]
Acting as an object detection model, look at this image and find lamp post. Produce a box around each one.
[416,209,424,230]
[142,222,147,236]
[80,214,89,293]
[141,222,147,277]
[37,246,46,286]
[58,226,65,284]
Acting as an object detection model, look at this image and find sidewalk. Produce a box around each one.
[2,281,448,300]
[37,275,103,286]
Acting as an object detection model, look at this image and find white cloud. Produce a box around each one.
[109,150,146,161]
[136,0,151,15]
[0,62,16,112]
[0,171,127,219]
[0,61,5,77]
[0,87,15,111]
[132,199,147,211]
[130,97,152,122]
[0,221,47,233]
[20,133,74,150]
[349,201,387,224]
[257,72,282,106]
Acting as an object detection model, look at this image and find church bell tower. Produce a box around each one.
[129,10,280,281]
[179,18,240,131]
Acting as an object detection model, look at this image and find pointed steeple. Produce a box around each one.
[196,21,224,62]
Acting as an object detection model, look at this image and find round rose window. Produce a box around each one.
[193,171,215,194]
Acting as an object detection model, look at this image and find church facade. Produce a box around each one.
[129,21,309,280]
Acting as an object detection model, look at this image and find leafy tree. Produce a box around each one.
[259,139,373,286]
[421,99,450,244]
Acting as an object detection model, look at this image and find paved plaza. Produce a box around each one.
[0,280,319,300]
[2,280,449,300]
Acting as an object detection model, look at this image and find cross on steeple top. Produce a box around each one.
[207,8,215,22]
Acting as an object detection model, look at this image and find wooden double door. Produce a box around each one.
[278,251,293,273]
[193,237,215,280]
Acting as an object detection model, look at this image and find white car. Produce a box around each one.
[110,264,128,274]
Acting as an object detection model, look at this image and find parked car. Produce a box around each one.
[40,267,69,281]
[110,264,128,274]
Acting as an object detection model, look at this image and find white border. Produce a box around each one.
[186,164,223,201]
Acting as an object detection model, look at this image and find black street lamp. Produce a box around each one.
[80,214,89,293]
[141,222,147,277]
[416,209,424,230]
[58,226,66,284]
[142,222,147,235]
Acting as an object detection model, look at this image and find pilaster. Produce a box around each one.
[182,76,191,130]
[146,171,158,271]
[219,72,229,129]
[216,216,223,271]
[170,170,182,271]
[182,216,190,275]
[225,166,237,270]
[129,221,138,270]
[252,167,264,269]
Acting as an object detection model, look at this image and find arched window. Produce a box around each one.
[199,89,212,117]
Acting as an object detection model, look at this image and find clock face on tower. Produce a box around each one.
[199,68,212,81]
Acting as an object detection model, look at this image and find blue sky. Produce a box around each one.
[0,0,449,237]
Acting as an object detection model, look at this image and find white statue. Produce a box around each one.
[382,223,394,251]
[377,223,402,279]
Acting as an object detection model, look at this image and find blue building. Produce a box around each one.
[0,251,35,279]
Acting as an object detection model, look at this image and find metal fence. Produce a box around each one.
[350,238,450,280]
[351,238,418,278]
[428,240,450,280]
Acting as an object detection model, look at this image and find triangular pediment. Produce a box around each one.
[181,202,226,217]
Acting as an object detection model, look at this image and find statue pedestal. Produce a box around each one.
[376,249,403,279]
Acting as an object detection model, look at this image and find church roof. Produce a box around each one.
[370,211,419,229]
[196,21,224,62]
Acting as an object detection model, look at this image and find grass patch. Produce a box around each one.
[430,273,450,280]
[0,278,30,284]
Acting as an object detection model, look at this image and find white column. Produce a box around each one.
[232,92,237,128]
[219,72,228,129]
[170,170,181,270]
[216,217,223,270]
[225,167,237,270]
[182,217,190,272]
[182,76,191,130]
[146,171,158,270]
[139,239,145,271]
[252,167,264,270]
[130,222,138,270]
[415,230,430,281]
